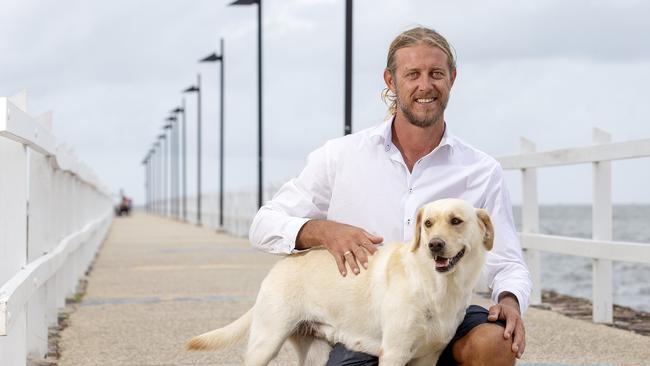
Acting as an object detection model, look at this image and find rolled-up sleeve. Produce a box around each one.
[482,164,532,313]
[249,143,333,254]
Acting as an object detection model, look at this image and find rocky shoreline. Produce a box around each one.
[534,289,650,336]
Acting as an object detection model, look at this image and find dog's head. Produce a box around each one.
[409,199,493,274]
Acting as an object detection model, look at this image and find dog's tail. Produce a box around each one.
[186,307,253,351]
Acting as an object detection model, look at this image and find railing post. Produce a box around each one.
[0,92,29,366]
[520,137,541,305]
[592,128,613,323]
[26,111,55,358]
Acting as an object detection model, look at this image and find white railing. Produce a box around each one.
[151,185,280,238]
[498,128,650,324]
[0,92,113,365]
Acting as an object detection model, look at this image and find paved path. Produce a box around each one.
[58,214,650,365]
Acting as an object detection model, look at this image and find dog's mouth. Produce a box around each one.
[433,248,465,273]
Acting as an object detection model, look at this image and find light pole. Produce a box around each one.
[172,102,187,221]
[166,115,179,218]
[141,153,150,212]
[230,0,263,208]
[150,144,156,214]
[148,148,154,213]
[184,76,202,225]
[163,123,173,217]
[158,133,167,216]
[344,0,352,135]
[200,38,225,228]
[154,140,162,215]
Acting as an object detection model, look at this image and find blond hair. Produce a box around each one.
[381,27,456,117]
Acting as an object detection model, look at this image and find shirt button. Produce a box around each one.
[385,145,391,152]
[408,187,413,193]
[407,219,411,225]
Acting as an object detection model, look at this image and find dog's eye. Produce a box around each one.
[424,219,432,228]
[451,217,463,225]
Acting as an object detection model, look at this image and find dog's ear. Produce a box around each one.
[410,207,425,252]
[476,209,494,251]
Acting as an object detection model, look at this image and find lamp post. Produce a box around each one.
[199,38,225,228]
[159,132,169,216]
[166,115,179,218]
[151,144,156,214]
[163,123,174,217]
[141,153,150,212]
[154,139,162,215]
[154,142,161,215]
[230,0,263,208]
[148,148,154,213]
[344,0,352,135]
[184,76,202,225]
[172,102,187,221]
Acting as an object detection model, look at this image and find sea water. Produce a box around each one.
[512,205,650,312]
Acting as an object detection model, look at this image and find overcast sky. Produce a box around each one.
[2,0,649,207]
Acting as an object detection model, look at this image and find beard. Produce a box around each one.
[394,85,447,128]
[397,97,446,128]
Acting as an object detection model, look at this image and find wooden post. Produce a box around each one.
[592,128,613,323]
[27,138,55,358]
[0,94,29,366]
[521,138,541,305]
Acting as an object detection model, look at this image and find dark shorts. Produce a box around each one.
[325,305,506,366]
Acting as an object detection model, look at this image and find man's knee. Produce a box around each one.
[452,323,516,366]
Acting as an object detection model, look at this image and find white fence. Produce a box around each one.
[0,92,113,365]
[150,185,280,238]
[499,128,650,323]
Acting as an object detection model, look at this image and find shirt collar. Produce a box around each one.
[370,116,456,152]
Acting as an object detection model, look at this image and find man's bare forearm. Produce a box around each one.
[295,219,329,250]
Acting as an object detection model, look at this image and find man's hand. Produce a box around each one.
[296,220,383,276]
[488,292,525,359]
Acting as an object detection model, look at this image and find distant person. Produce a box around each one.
[249,27,531,365]
[116,189,132,216]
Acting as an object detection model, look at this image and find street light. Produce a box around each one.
[230,0,263,209]
[141,153,150,213]
[163,123,173,217]
[151,143,159,214]
[156,135,166,216]
[200,38,225,228]
[344,0,352,135]
[159,131,169,216]
[172,103,187,221]
[148,148,154,213]
[166,115,179,219]
[184,75,203,225]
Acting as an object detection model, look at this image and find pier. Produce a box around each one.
[2,89,650,365]
[57,214,650,365]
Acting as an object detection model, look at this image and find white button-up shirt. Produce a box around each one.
[250,119,532,313]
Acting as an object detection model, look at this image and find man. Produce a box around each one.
[250,27,531,365]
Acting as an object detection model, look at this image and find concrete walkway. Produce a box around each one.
[58,214,650,366]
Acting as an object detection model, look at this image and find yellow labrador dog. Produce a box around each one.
[186,198,493,365]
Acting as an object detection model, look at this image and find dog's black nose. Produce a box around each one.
[428,239,446,252]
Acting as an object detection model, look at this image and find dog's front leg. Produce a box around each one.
[407,352,440,366]
[378,324,418,366]
[378,343,415,366]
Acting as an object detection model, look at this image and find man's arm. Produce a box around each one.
[482,163,532,359]
[249,142,382,274]
[249,141,334,254]
[482,163,532,312]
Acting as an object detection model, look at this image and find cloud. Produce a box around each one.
[2,0,649,206]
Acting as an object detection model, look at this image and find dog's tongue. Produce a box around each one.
[435,257,450,268]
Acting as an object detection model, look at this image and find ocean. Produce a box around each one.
[511,205,650,312]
